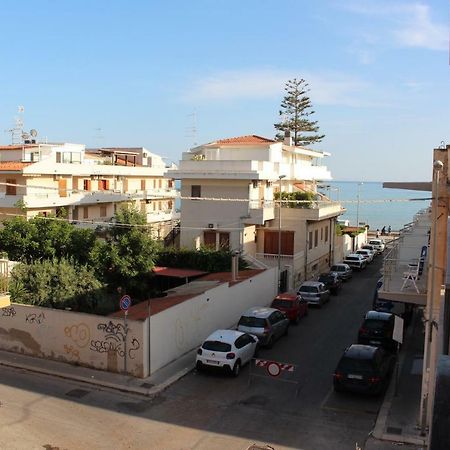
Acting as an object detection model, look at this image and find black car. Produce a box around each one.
[318,272,342,295]
[357,310,396,351]
[333,344,396,395]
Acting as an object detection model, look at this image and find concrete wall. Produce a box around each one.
[149,268,277,373]
[0,304,146,377]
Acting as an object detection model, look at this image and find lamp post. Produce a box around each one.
[277,175,286,293]
[356,182,363,227]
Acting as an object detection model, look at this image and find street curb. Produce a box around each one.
[0,358,193,397]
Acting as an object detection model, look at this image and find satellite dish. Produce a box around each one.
[30,129,38,137]
[22,132,30,139]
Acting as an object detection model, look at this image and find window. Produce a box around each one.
[252,180,258,189]
[314,230,318,247]
[100,205,107,217]
[158,179,162,188]
[141,179,146,190]
[191,185,201,198]
[325,226,329,243]
[83,207,89,219]
[83,179,91,191]
[72,207,79,220]
[321,228,323,240]
[6,179,16,195]
[308,231,313,250]
[98,180,109,190]
[56,152,61,163]
[219,232,230,250]
[58,179,67,197]
[203,231,216,248]
[263,231,294,255]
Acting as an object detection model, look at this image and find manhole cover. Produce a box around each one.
[386,426,402,435]
[65,389,90,399]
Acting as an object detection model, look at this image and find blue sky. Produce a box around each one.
[0,0,448,181]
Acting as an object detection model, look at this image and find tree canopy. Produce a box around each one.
[274,78,325,146]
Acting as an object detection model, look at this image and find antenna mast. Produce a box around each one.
[6,106,25,144]
[185,111,198,148]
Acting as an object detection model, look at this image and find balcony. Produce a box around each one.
[378,209,431,305]
[246,199,275,224]
[281,201,343,222]
[146,210,180,223]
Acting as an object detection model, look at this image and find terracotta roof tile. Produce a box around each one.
[213,135,276,145]
[0,145,38,150]
[0,162,32,171]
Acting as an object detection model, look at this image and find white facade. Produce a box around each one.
[168,135,343,289]
[0,143,179,240]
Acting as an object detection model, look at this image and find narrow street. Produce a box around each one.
[0,260,385,450]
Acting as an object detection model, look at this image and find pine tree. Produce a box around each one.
[274,78,325,146]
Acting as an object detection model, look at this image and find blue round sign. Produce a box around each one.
[120,295,131,311]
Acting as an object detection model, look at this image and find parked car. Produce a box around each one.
[237,307,289,348]
[356,249,374,264]
[368,238,386,254]
[357,310,396,351]
[330,263,353,281]
[318,272,342,295]
[271,293,308,324]
[361,243,377,256]
[333,344,396,395]
[343,253,367,270]
[297,281,330,307]
[196,329,258,376]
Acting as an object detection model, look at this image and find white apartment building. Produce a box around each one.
[0,142,179,240]
[168,134,343,289]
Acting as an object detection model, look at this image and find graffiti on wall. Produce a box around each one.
[1,306,16,317]
[64,323,91,348]
[25,312,46,325]
[63,344,80,360]
[89,320,140,359]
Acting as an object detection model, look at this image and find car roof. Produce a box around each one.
[204,329,246,343]
[346,253,363,258]
[365,310,393,321]
[241,306,278,318]
[299,281,323,287]
[343,344,379,359]
[274,293,297,301]
[331,263,350,269]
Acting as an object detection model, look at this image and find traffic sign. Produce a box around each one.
[120,295,132,311]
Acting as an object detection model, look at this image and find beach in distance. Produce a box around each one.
[320,181,431,231]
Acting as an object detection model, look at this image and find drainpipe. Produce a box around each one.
[304,221,309,282]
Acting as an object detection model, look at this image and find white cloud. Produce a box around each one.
[341,1,447,51]
[183,69,378,107]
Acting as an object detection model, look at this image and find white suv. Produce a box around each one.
[368,239,386,254]
[343,253,367,270]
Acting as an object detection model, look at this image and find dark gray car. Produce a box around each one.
[237,307,289,348]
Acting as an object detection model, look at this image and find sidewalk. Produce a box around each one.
[364,310,427,449]
[0,346,197,397]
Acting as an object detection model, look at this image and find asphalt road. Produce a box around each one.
[0,259,384,450]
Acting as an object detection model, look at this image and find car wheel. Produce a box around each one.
[196,361,203,372]
[266,336,274,349]
[254,345,260,358]
[232,360,241,377]
[334,383,343,393]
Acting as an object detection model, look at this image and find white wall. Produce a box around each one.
[0,304,146,377]
[149,268,277,373]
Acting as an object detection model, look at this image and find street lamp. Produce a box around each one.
[356,182,363,227]
[277,175,286,293]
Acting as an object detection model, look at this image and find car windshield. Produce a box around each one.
[299,286,318,293]
[364,319,388,330]
[238,316,266,327]
[331,266,344,272]
[338,356,374,373]
[202,340,232,352]
[272,299,293,309]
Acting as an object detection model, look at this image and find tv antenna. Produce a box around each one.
[5,106,25,144]
[185,111,198,148]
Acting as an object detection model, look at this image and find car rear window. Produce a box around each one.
[364,319,388,330]
[202,340,232,352]
[238,316,266,327]
[338,356,374,373]
[272,299,293,309]
[346,256,359,261]
[330,266,343,272]
[299,285,318,293]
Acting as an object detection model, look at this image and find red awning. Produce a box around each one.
[152,266,208,278]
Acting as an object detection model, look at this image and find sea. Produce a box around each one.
[319,181,432,232]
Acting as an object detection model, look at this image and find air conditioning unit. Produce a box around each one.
[208,223,218,229]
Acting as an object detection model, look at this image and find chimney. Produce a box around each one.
[284,130,292,146]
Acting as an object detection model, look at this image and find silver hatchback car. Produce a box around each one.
[297,281,330,307]
[237,306,289,348]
